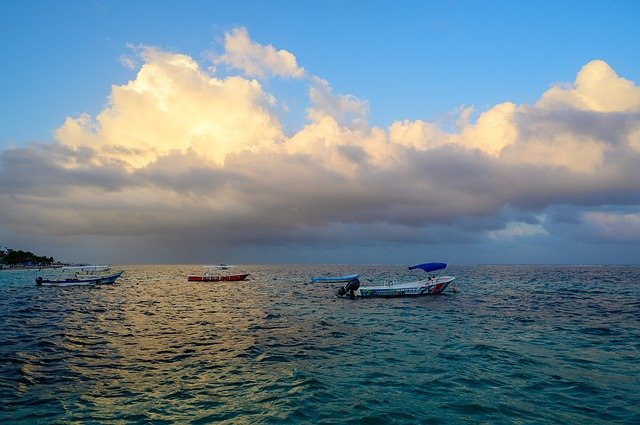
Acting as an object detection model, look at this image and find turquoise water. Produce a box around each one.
[1,264,639,423]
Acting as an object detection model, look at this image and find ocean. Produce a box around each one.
[1,264,638,424]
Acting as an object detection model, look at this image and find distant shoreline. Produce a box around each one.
[0,265,65,272]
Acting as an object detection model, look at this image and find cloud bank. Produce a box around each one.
[1,27,639,263]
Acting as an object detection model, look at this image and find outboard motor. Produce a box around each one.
[337,277,360,299]
[36,277,43,286]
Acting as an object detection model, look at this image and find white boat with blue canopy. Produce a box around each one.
[337,262,455,299]
[310,273,359,283]
[36,265,123,287]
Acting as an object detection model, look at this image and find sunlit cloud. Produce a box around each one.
[307,76,369,128]
[54,47,283,167]
[1,27,640,263]
[212,27,305,79]
[537,60,640,113]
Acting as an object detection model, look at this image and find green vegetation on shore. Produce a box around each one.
[0,249,55,266]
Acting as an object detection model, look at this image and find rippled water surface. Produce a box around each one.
[1,265,639,423]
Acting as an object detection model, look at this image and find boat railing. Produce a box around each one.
[203,264,233,270]
[382,276,399,287]
[62,265,111,273]
[55,265,115,279]
[381,274,437,287]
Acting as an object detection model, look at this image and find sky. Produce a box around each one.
[1,0,639,265]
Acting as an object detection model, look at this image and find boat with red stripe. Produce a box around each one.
[187,264,250,282]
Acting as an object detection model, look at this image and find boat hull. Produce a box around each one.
[37,271,123,287]
[350,276,455,298]
[187,273,250,282]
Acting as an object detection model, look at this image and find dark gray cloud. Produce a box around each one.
[2,133,638,253]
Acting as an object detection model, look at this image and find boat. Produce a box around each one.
[337,262,455,299]
[187,265,250,282]
[36,265,123,287]
[310,273,359,283]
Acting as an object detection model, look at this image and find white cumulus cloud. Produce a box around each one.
[213,27,305,79]
[55,47,284,168]
[2,31,640,263]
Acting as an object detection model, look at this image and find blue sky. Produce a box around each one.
[1,0,639,264]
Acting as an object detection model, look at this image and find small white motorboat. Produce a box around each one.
[36,265,123,287]
[337,262,455,299]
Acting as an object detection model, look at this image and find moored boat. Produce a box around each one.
[187,265,250,282]
[310,273,359,283]
[36,265,123,287]
[337,262,455,298]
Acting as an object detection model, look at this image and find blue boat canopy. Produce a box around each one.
[408,262,447,273]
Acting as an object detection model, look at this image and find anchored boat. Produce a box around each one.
[187,265,250,282]
[337,262,455,298]
[36,265,123,287]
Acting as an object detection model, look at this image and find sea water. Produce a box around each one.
[0,264,638,423]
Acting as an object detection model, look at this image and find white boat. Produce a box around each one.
[337,262,455,298]
[36,265,123,287]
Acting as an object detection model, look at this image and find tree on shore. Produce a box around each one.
[1,250,54,266]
